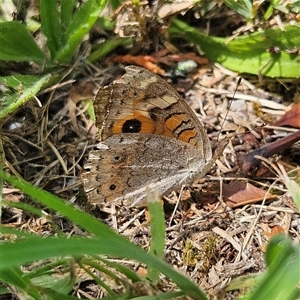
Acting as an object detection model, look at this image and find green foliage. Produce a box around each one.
[54,0,107,63]
[0,75,51,122]
[262,0,300,20]
[226,234,300,300]
[242,235,300,300]
[1,173,299,299]
[0,0,299,124]
[170,19,300,78]
[0,1,299,298]
[223,0,254,19]
[223,0,300,20]
[281,169,300,211]
[88,37,133,63]
[0,0,107,66]
[285,179,300,210]
[147,190,166,282]
[0,173,208,300]
[0,0,107,122]
[0,21,45,63]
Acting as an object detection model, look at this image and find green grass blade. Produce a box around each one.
[1,172,127,238]
[224,0,253,19]
[0,226,34,238]
[284,179,300,210]
[34,288,79,300]
[60,0,76,43]
[91,256,142,283]
[0,235,207,299]
[78,259,118,296]
[242,235,300,300]
[40,0,62,59]
[147,190,165,282]
[0,21,45,63]
[23,258,72,280]
[55,0,107,63]
[88,37,132,62]
[4,200,50,219]
[1,173,208,299]
[131,291,187,299]
[1,267,40,299]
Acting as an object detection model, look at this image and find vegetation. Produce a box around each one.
[0,0,299,299]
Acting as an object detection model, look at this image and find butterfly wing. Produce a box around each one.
[84,66,212,206]
[94,65,211,160]
[82,134,207,206]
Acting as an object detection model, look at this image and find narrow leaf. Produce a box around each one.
[60,0,76,43]
[1,174,208,300]
[147,189,165,282]
[40,0,62,59]
[56,0,107,63]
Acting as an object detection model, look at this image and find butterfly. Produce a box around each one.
[82,65,212,207]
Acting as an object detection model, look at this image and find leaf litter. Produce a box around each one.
[2,60,299,298]
[2,2,300,299]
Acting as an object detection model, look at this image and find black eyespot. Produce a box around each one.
[110,149,127,164]
[122,119,142,133]
[109,184,116,191]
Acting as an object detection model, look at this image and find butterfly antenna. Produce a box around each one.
[217,77,242,142]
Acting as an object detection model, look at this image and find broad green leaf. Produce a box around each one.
[55,0,107,63]
[170,19,300,78]
[0,74,51,121]
[0,21,45,63]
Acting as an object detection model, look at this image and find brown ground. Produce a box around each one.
[2,2,300,299]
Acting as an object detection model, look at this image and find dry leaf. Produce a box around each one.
[261,224,286,252]
[158,1,197,18]
[68,82,97,105]
[68,82,97,135]
[273,102,300,128]
[223,181,276,207]
[136,267,147,277]
[110,55,165,75]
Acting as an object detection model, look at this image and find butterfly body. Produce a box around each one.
[82,65,212,206]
